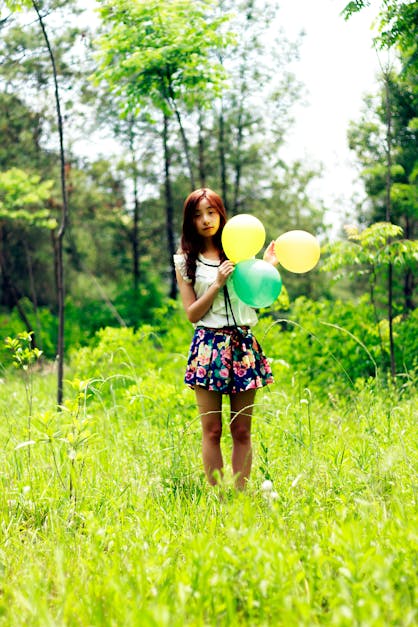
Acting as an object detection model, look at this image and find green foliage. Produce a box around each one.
[4,331,42,370]
[0,168,56,228]
[94,0,233,116]
[321,222,417,334]
[342,0,369,18]
[343,0,418,78]
[0,94,48,171]
[64,274,167,340]
[3,0,32,10]
[0,300,57,368]
[395,306,418,371]
[64,287,417,411]
[4,330,43,465]
[69,301,191,383]
[391,180,418,219]
[261,295,417,394]
[0,274,167,367]
[322,222,416,275]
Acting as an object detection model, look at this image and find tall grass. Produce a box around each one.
[0,319,416,626]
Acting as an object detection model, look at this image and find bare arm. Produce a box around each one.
[176,260,235,324]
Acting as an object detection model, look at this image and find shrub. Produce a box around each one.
[258,295,417,397]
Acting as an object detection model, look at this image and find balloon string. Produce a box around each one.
[223,285,238,328]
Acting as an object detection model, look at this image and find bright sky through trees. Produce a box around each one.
[278,0,381,226]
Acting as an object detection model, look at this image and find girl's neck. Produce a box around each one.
[200,241,220,260]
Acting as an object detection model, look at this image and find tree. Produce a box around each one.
[342,0,418,80]
[94,0,233,297]
[85,80,164,297]
[321,222,418,374]
[4,0,70,405]
[343,0,417,377]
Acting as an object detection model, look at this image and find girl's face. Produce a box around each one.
[193,198,221,239]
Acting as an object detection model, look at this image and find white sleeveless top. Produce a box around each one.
[174,253,258,329]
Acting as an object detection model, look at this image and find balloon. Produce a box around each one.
[274,230,320,273]
[232,259,282,308]
[222,214,266,263]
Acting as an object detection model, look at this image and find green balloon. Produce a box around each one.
[233,259,282,308]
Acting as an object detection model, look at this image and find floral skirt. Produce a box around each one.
[184,326,274,395]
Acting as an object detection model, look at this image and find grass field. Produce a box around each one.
[0,323,417,626]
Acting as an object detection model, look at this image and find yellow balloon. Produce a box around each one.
[274,230,320,273]
[221,214,266,263]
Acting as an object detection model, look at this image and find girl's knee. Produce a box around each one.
[203,424,222,444]
[230,423,251,445]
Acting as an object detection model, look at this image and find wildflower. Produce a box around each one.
[261,479,273,492]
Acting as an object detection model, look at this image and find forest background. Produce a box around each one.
[0,1,417,624]
[0,0,416,393]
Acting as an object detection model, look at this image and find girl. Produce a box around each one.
[174,188,278,489]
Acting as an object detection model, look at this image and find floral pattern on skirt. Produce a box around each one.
[184,326,274,394]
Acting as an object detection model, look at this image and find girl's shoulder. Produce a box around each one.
[174,249,187,261]
[173,251,191,283]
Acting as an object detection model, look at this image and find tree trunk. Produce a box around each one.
[369,268,386,368]
[404,269,414,311]
[218,103,228,211]
[232,115,243,216]
[164,70,195,190]
[383,71,396,379]
[128,117,140,295]
[32,1,69,405]
[163,114,177,299]
[232,89,245,216]
[403,215,414,311]
[172,104,195,191]
[197,109,206,188]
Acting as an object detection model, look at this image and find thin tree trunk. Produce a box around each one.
[32,1,69,406]
[163,114,177,299]
[232,109,243,216]
[404,269,414,311]
[369,268,386,368]
[172,103,195,190]
[383,71,396,378]
[198,108,206,188]
[232,79,246,216]
[218,104,228,210]
[164,70,195,190]
[128,117,140,295]
[403,216,414,311]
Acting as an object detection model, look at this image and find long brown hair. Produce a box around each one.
[180,188,227,282]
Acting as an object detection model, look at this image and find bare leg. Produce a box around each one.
[230,389,256,490]
[195,387,223,486]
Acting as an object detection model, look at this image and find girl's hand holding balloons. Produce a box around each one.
[232,259,282,308]
[214,260,235,289]
[219,212,320,310]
